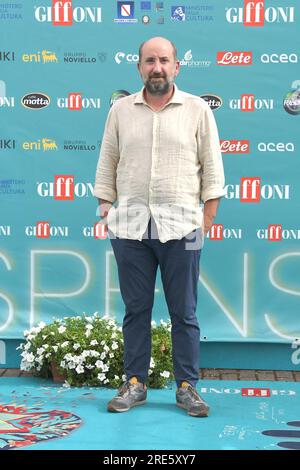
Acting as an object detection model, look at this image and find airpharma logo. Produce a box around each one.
[114,2,138,23]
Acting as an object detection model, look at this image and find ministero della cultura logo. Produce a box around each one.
[34,1,102,25]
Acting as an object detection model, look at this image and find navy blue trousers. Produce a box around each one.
[109,217,201,388]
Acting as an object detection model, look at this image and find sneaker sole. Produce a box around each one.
[107,400,147,413]
[176,402,209,417]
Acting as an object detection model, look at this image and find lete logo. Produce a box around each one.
[217,51,252,65]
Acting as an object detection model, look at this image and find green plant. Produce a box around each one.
[18,313,174,388]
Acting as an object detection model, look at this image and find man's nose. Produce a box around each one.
[152,60,163,73]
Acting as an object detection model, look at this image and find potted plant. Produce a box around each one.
[18,313,174,388]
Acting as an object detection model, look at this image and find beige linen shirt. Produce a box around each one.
[93,85,225,243]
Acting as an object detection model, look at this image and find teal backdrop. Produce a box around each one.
[0,1,299,367]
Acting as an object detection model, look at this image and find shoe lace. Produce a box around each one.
[187,385,202,403]
[117,381,132,398]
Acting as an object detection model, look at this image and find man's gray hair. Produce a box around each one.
[138,39,177,63]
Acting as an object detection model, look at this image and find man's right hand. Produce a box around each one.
[98,199,112,231]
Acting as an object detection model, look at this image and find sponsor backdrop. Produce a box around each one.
[0,1,299,359]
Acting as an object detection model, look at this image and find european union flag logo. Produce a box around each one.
[141,1,151,9]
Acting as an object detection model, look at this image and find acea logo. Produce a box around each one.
[283,80,300,115]
[225,0,295,26]
[21,93,50,110]
[34,0,102,25]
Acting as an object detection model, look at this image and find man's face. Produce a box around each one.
[138,41,180,96]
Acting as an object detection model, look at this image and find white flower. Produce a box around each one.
[95,360,104,369]
[160,320,168,327]
[76,365,85,374]
[150,357,155,368]
[104,345,110,353]
[38,321,46,329]
[122,374,126,381]
[160,371,170,378]
[25,353,35,363]
[109,353,114,358]
[104,379,109,384]
[111,332,117,339]
[114,375,119,380]
[100,340,105,346]
[100,352,106,360]
[61,341,69,348]
[148,369,153,375]
[58,326,66,334]
[73,343,80,350]
[60,360,66,368]
[111,342,118,351]
[86,324,93,330]
[98,373,106,382]
[63,381,71,388]
[90,340,98,346]
[151,320,157,327]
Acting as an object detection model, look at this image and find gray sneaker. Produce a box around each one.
[176,382,209,417]
[107,378,147,413]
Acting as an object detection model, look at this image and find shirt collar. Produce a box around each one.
[134,83,184,106]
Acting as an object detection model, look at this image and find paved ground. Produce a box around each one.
[1,368,300,381]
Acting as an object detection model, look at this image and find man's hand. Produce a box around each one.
[203,198,220,236]
[98,198,112,231]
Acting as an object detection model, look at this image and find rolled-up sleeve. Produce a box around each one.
[197,102,226,203]
[93,106,119,202]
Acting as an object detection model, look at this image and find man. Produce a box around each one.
[93,37,225,417]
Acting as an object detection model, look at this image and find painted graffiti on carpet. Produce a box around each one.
[0,404,82,449]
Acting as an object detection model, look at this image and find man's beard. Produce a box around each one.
[144,74,174,96]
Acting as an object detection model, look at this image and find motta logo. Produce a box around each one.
[21,93,50,109]
[257,225,300,241]
[34,1,102,25]
[217,51,252,65]
[225,182,290,200]
[225,1,295,26]
[37,176,94,198]
[209,224,243,240]
[229,94,274,111]
[200,94,223,111]
[220,140,250,153]
[25,222,69,238]
[57,93,101,110]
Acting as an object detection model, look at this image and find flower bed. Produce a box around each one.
[18,313,174,388]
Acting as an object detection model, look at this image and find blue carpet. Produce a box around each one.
[0,378,299,450]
